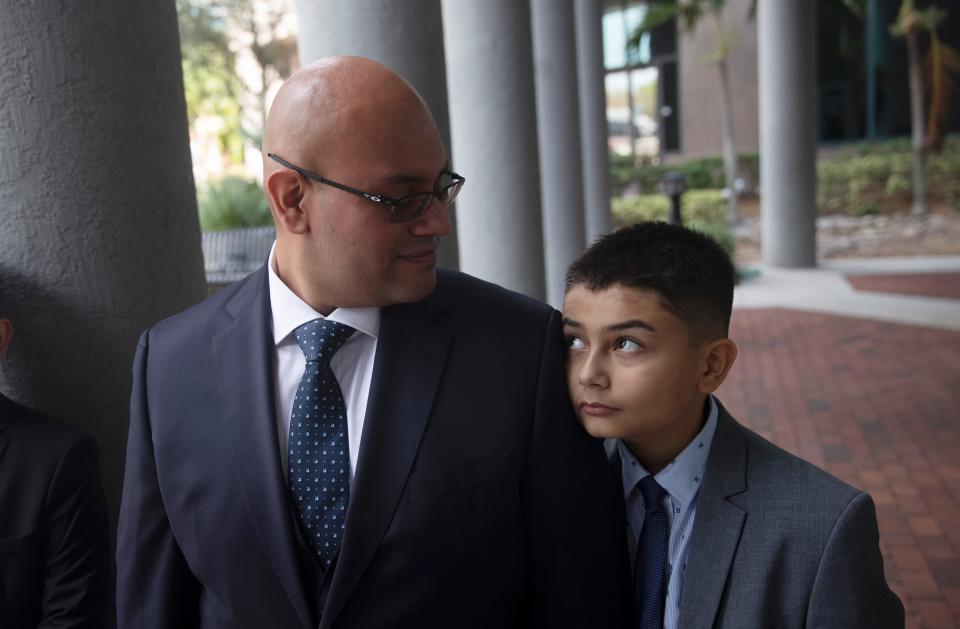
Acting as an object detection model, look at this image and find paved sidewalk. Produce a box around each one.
[734,256,960,331]
[847,273,960,301]
[725,256,960,628]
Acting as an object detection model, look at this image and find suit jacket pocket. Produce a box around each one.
[409,449,516,503]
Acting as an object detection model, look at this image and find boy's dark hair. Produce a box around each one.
[565,221,735,342]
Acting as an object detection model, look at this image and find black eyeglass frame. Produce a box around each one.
[267,152,465,223]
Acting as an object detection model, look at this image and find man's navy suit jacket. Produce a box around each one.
[0,393,110,628]
[117,267,629,628]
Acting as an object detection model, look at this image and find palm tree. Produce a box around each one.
[889,0,959,215]
[628,0,745,226]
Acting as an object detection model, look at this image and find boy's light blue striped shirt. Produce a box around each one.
[617,396,718,629]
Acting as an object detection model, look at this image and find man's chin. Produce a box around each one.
[390,270,438,305]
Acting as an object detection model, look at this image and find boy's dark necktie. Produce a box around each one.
[635,476,669,629]
[288,318,355,568]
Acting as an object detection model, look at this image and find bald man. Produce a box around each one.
[117,57,628,629]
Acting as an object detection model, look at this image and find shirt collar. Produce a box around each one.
[267,241,381,345]
[618,395,719,509]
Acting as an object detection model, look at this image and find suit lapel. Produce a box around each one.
[677,406,747,629]
[210,268,313,629]
[322,292,450,625]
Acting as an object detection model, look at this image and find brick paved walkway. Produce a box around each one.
[719,308,960,629]
[847,272,960,300]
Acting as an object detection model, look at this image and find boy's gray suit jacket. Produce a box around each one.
[608,402,904,629]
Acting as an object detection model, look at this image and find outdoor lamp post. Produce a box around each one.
[660,171,687,225]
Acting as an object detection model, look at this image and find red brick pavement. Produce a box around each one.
[719,308,960,629]
[846,272,960,300]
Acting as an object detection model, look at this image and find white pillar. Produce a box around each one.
[0,0,206,521]
[532,0,588,308]
[442,0,546,300]
[759,0,817,267]
[576,0,613,245]
[295,0,459,270]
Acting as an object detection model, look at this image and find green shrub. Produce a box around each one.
[946,179,960,211]
[687,221,735,259]
[199,177,272,231]
[852,203,880,217]
[610,135,958,216]
[818,134,960,214]
[679,158,719,189]
[611,189,734,260]
[612,189,727,226]
[884,173,910,195]
[609,153,638,191]
[612,153,760,194]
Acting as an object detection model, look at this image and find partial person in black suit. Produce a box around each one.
[0,287,110,628]
[116,56,628,629]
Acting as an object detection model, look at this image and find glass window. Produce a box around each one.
[603,1,679,159]
[630,66,659,157]
[606,71,633,156]
[603,2,652,70]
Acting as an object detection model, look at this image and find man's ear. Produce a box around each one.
[0,319,13,357]
[697,338,737,395]
[265,169,309,234]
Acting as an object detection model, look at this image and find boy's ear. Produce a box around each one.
[698,338,737,395]
[265,169,309,235]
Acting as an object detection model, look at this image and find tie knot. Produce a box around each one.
[638,476,666,512]
[293,319,355,364]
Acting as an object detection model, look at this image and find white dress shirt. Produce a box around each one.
[267,243,379,482]
[618,395,719,629]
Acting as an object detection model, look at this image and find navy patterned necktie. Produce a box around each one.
[635,476,669,629]
[289,318,355,568]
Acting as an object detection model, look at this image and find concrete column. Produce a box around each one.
[442,0,546,300]
[532,0,588,308]
[575,0,613,245]
[758,0,817,267]
[296,0,459,270]
[0,0,206,524]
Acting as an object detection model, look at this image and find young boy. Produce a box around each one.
[562,222,903,629]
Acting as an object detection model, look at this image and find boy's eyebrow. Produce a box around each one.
[560,318,657,333]
[606,319,657,333]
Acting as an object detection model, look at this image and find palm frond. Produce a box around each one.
[924,33,960,151]
[677,1,706,32]
[626,1,681,50]
[840,0,867,18]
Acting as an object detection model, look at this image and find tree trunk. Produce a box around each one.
[717,54,741,226]
[906,29,929,215]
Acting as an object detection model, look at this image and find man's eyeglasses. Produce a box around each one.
[267,153,465,223]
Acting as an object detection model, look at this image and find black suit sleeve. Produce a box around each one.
[806,493,904,629]
[38,434,110,629]
[522,309,630,628]
[116,331,201,629]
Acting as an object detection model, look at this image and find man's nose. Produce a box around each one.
[409,196,452,238]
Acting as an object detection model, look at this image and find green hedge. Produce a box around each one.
[199,176,272,231]
[611,135,960,214]
[612,189,726,225]
[817,135,960,213]
[610,153,760,194]
[611,189,734,258]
